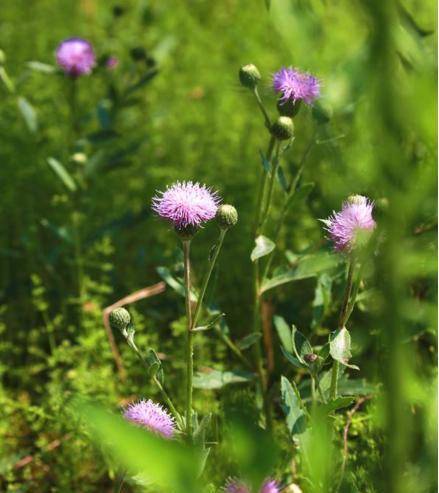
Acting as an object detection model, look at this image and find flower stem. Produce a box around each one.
[260,142,281,229]
[191,229,227,330]
[330,257,356,400]
[183,240,194,440]
[253,87,271,129]
[253,136,275,235]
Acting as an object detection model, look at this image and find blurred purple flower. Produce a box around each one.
[106,56,119,70]
[223,478,280,493]
[152,181,220,230]
[123,399,175,439]
[324,195,376,252]
[56,38,96,77]
[273,67,320,105]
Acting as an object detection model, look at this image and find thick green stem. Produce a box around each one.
[183,240,194,440]
[330,258,356,400]
[191,229,226,330]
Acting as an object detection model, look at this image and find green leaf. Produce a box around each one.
[47,157,77,192]
[281,346,305,368]
[75,401,201,493]
[26,61,56,73]
[251,235,275,262]
[156,266,197,302]
[280,376,306,435]
[312,273,332,328]
[277,165,289,192]
[236,332,262,350]
[144,348,164,383]
[321,397,355,414]
[260,251,340,294]
[292,325,313,364]
[259,149,271,172]
[193,312,225,332]
[329,328,359,370]
[273,315,293,352]
[193,369,254,389]
[18,97,38,133]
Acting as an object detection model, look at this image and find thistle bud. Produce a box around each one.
[238,64,261,89]
[175,224,198,240]
[109,307,131,334]
[277,98,301,117]
[271,116,294,140]
[216,204,238,230]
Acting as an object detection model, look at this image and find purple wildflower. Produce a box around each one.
[123,399,175,439]
[325,195,376,252]
[223,478,280,493]
[273,67,320,105]
[223,478,250,493]
[106,56,119,70]
[260,479,280,493]
[56,38,96,77]
[152,181,220,230]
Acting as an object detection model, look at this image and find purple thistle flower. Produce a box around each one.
[152,181,220,230]
[56,38,96,77]
[324,195,376,252]
[106,56,119,70]
[273,67,320,105]
[223,478,250,493]
[260,479,280,493]
[123,399,175,439]
[223,478,280,493]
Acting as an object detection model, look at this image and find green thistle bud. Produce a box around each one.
[109,307,131,334]
[304,353,318,364]
[238,64,261,89]
[216,204,238,230]
[277,98,301,117]
[271,116,294,140]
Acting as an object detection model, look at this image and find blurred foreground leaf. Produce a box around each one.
[47,157,77,192]
[281,376,306,435]
[193,369,254,389]
[17,97,38,133]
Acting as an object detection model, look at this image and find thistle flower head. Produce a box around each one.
[260,479,280,493]
[239,64,261,89]
[123,399,175,439]
[223,478,250,493]
[223,478,280,493]
[324,195,376,252]
[56,38,96,77]
[152,181,220,231]
[273,67,320,105]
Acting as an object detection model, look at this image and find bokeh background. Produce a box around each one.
[0,0,436,492]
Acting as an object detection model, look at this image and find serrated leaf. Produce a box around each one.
[274,315,293,352]
[321,397,355,414]
[236,332,261,350]
[18,97,38,133]
[329,328,359,370]
[281,376,306,435]
[260,251,340,294]
[251,235,275,262]
[144,348,164,383]
[156,266,197,302]
[193,369,254,389]
[193,312,225,332]
[47,157,77,192]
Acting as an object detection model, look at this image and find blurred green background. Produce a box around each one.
[0,0,436,492]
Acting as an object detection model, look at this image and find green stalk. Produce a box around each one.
[253,86,271,129]
[191,229,227,330]
[253,136,275,235]
[183,240,194,440]
[260,142,281,229]
[330,257,356,400]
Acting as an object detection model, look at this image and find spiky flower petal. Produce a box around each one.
[56,38,96,77]
[223,478,280,493]
[152,181,220,230]
[123,399,175,439]
[260,479,281,493]
[273,67,320,105]
[325,195,376,252]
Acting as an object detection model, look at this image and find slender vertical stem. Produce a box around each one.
[260,142,281,228]
[254,136,275,235]
[191,229,226,330]
[330,258,356,400]
[183,240,194,440]
[253,87,271,129]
